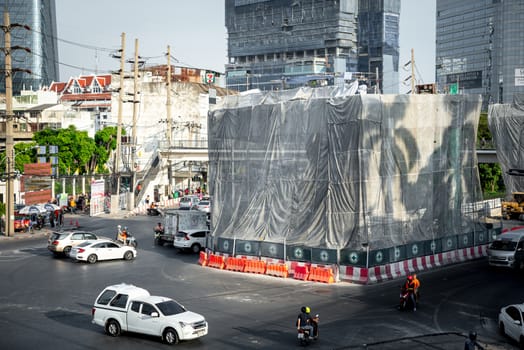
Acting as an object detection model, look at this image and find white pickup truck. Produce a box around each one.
[92,283,208,345]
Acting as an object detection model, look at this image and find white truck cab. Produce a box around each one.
[92,283,208,344]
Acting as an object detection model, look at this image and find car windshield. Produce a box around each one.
[490,240,517,251]
[156,300,186,316]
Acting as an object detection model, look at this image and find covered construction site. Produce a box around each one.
[207,87,501,283]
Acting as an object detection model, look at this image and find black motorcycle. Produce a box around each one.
[399,285,418,311]
[297,315,319,346]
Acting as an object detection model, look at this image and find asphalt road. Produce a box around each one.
[0,214,522,349]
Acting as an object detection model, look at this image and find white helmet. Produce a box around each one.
[117,225,121,228]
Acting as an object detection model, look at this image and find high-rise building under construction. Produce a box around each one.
[225,0,400,93]
[0,0,59,94]
[436,0,524,105]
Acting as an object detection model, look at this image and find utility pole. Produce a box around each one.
[2,11,30,236]
[131,38,139,208]
[166,46,172,146]
[3,11,14,237]
[166,46,173,195]
[411,48,416,94]
[115,32,125,196]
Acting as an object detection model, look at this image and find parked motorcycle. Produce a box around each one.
[297,314,319,346]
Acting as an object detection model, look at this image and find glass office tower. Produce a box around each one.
[436,0,524,106]
[0,0,59,93]
[225,0,400,93]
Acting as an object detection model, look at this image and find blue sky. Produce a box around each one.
[55,0,435,93]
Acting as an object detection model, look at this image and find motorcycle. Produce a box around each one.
[399,285,417,311]
[117,232,138,248]
[154,229,165,246]
[297,314,319,346]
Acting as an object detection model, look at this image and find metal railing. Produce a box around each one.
[159,139,208,150]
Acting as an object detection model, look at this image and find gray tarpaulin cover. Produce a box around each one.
[489,94,524,196]
[208,87,483,251]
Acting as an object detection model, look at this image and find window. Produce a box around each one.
[141,303,156,316]
[193,231,207,238]
[84,233,97,240]
[96,290,116,305]
[72,233,83,240]
[110,294,128,308]
[130,301,141,313]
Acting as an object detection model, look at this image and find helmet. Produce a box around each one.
[469,331,477,341]
[305,306,311,314]
[407,275,413,281]
[301,306,306,313]
[117,225,121,229]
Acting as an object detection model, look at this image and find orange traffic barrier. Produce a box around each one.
[308,266,335,283]
[207,254,225,269]
[293,265,309,281]
[225,257,246,272]
[198,251,208,266]
[243,259,266,274]
[266,263,288,278]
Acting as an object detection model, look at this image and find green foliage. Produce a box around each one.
[479,163,503,193]
[477,112,492,141]
[0,142,37,173]
[0,202,5,217]
[88,126,119,173]
[33,126,95,175]
[33,126,121,175]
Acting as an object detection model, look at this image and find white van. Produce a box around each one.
[179,195,200,210]
[487,230,524,269]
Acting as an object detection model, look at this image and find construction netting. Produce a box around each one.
[488,94,524,196]
[208,87,484,255]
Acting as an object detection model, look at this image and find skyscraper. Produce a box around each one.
[225,0,400,93]
[436,0,524,105]
[0,0,59,93]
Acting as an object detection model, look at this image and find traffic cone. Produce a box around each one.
[70,219,73,225]
[75,220,79,228]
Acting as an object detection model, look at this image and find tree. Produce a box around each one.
[33,126,95,175]
[479,163,502,193]
[88,126,119,173]
[0,142,37,173]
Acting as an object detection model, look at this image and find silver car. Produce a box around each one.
[47,230,101,256]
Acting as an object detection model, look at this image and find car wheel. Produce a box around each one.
[62,246,72,257]
[155,238,164,246]
[191,243,201,254]
[124,251,134,261]
[499,322,505,336]
[87,254,98,264]
[163,327,179,345]
[106,319,121,337]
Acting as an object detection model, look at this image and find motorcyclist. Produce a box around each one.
[154,222,164,234]
[464,331,484,350]
[297,306,315,339]
[403,275,417,310]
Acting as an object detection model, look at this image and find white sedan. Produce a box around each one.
[70,239,137,264]
[498,303,524,347]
